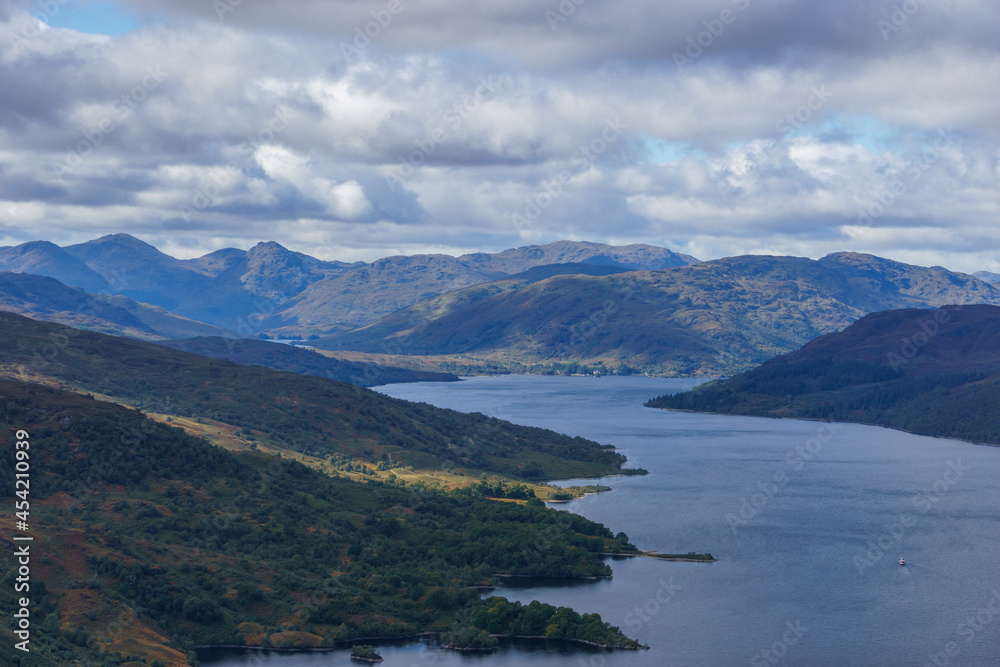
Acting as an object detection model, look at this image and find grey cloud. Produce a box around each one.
[0,1,996,272]
[107,0,1000,69]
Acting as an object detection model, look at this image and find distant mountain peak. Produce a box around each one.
[974,270,1000,284]
[92,232,155,246]
[0,240,112,293]
[65,232,173,261]
[248,240,292,254]
[15,239,62,250]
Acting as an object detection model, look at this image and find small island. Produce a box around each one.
[350,645,384,663]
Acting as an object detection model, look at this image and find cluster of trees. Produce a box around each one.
[470,598,644,648]
[442,627,498,650]
[349,644,383,660]
[456,478,536,500]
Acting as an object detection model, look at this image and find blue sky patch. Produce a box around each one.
[39,1,145,35]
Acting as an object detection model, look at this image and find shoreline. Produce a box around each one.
[598,550,717,562]
[651,406,1000,449]
[196,629,649,655]
[465,634,649,651]
[493,572,611,581]
[194,377,705,663]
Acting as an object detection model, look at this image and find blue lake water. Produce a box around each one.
[202,375,1000,667]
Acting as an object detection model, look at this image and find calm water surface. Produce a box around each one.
[203,376,1000,667]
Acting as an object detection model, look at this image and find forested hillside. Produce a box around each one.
[647,305,1000,444]
[0,380,643,665]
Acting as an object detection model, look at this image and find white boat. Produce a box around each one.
[899,557,906,566]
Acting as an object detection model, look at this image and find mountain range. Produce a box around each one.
[647,304,1000,444]
[4,234,1000,377]
[321,252,1000,375]
[0,234,696,335]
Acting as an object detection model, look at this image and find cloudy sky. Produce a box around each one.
[1,0,998,272]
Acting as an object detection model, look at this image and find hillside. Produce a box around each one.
[320,253,1000,376]
[63,233,216,310]
[262,243,693,334]
[0,312,633,482]
[0,272,232,340]
[646,304,1000,444]
[0,273,455,387]
[0,379,644,666]
[321,262,634,354]
[159,336,459,387]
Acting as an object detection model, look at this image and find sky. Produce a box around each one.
[0,0,998,273]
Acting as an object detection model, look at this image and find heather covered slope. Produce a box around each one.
[321,253,1000,375]
[647,305,1000,444]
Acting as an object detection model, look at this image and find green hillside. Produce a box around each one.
[647,305,1000,444]
[0,380,643,666]
[0,311,633,482]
